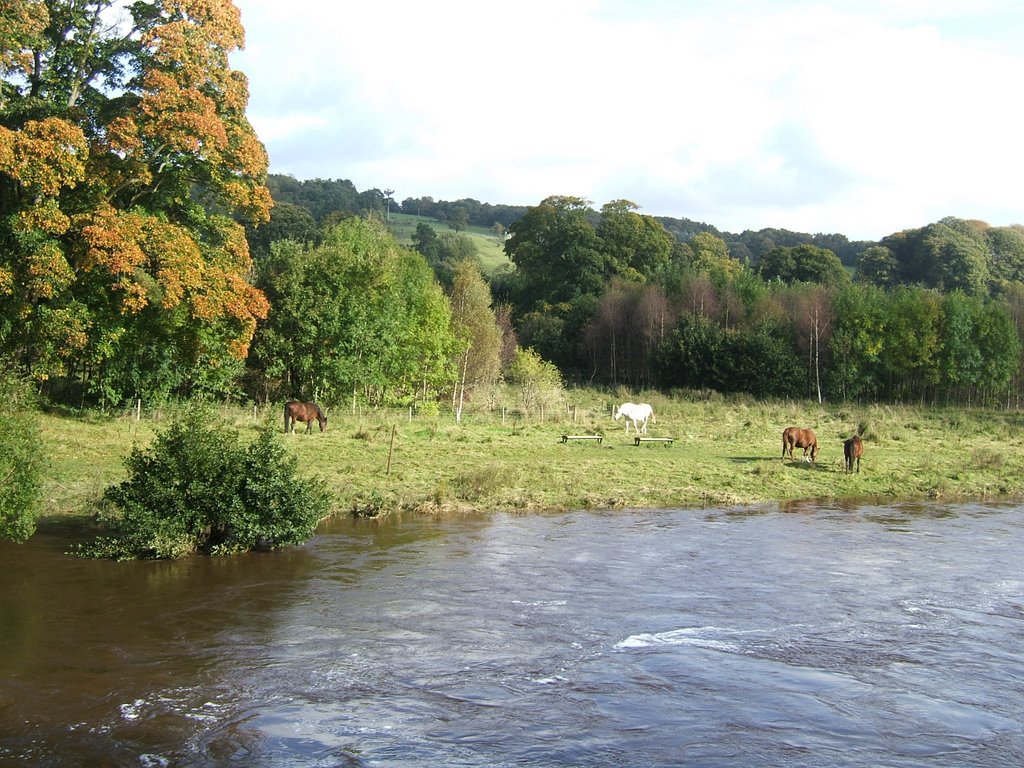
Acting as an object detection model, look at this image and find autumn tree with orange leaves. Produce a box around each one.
[0,0,270,402]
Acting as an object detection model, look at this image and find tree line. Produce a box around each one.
[496,197,1024,406]
[267,174,874,267]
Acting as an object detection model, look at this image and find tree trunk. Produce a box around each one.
[813,308,823,404]
[455,349,469,424]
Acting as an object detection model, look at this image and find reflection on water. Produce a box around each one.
[2,502,1023,766]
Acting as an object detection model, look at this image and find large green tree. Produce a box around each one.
[973,299,1021,403]
[987,225,1024,285]
[937,291,983,399]
[596,199,673,279]
[676,231,743,286]
[883,218,990,295]
[0,0,270,402]
[879,287,942,400]
[757,244,850,287]
[504,195,606,308]
[855,244,898,288]
[502,196,608,372]
[826,283,888,401]
[249,217,455,406]
[937,292,1020,404]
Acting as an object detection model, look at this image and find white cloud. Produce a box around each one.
[232,0,1024,239]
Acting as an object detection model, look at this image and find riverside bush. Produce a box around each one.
[0,372,43,542]
[78,408,330,559]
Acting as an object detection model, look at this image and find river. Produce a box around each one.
[1,501,1022,767]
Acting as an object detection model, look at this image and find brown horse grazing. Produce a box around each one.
[843,435,863,473]
[782,426,818,463]
[284,401,327,433]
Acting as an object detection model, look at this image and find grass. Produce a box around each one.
[36,392,1024,523]
[386,212,510,275]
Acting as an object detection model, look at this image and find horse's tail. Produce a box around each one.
[284,403,291,433]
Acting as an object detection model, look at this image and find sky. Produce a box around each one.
[230,0,1024,241]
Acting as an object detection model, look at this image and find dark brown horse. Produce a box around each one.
[284,401,327,433]
[843,435,863,473]
[782,426,818,463]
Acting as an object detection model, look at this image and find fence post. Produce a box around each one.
[386,425,396,476]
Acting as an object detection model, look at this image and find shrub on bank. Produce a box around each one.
[0,371,43,542]
[78,408,331,559]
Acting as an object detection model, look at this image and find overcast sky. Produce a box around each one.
[230,0,1024,241]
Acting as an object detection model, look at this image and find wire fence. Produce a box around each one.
[113,397,626,431]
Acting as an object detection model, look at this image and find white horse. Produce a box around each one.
[613,402,654,434]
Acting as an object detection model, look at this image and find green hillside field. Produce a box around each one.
[386,212,510,275]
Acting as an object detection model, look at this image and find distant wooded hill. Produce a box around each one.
[263,174,874,266]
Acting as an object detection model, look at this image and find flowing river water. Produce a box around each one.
[2,501,1023,767]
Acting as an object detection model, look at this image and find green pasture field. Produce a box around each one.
[386,212,510,275]
[37,392,1024,523]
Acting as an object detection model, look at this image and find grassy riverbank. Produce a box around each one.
[37,391,1024,522]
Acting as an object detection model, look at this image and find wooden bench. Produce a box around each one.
[561,434,603,444]
[634,436,674,446]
